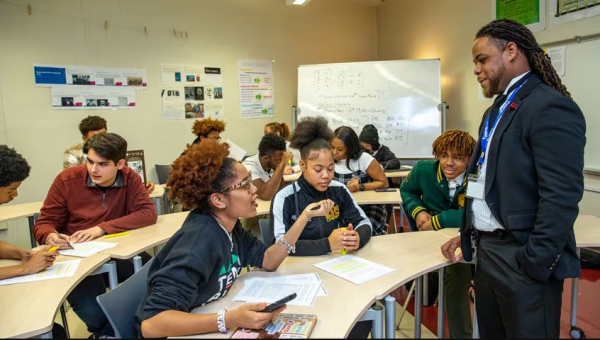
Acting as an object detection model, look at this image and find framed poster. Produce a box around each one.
[126,150,147,183]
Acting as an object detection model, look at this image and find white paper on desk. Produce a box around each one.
[313,255,395,285]
[58,241,117,258]
[225,139,247,161]
[233,277,322,307]
[245,273,327,297]
[0,260,81,286]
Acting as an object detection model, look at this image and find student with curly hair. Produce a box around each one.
[332,126,389,236]
[191,117,226,145]
[264,122,301,174]
[401,129,476,338]
[135,139,330,338]
[270,117,373,338]
[0,145,58,280]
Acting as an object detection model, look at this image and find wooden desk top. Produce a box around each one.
[574,215,600,248]
[385,169,411,178]
[284,172,301,182]
[438,228,459,239]
[150,184,166,199]
[0,253,110,339]
[180,231,451,339]
[0,201,43,223]
[256,199,271,216]
[352,188,402,205]
[98,212,189,259]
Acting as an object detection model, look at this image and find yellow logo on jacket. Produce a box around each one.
[458,193,465,208]
[326,205,340,222]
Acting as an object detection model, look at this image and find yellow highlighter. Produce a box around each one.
[340,227,347,255]
[48,246,60,252]
[104,231,131,239]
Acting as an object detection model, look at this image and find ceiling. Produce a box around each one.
[348,0,384,7]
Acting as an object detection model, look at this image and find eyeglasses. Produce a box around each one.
[219,172,252,193]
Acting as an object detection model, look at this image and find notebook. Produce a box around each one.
[230,313,317,339]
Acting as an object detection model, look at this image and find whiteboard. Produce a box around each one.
[297,59,442,159]
[560,38,600,171]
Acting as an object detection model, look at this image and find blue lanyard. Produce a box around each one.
[477,77,530,167]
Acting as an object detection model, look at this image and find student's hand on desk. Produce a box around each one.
[46,232,72,249]
[304,199,334,219]
[226,302,286,330]
[145,181,155,194]
[416,211,431,229]
[418,220,433,231]
[284,166,294,175]
[342,223,360,250]
[328,225,359,252]
[441,236,463,263]
[347,178,360,193]
[71,226,106,243]
[21,245,57,274]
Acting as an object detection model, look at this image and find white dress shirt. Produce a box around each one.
[449,172,465,199]
[471,71,530,232]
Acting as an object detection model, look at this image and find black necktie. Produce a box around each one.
[488,93,507,123]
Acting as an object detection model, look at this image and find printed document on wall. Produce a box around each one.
[238,59,275,119]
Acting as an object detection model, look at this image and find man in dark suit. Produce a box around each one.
[441,19,585,338]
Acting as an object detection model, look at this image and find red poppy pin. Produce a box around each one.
[509,102,518,111]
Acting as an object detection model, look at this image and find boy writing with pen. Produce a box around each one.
[33,133,157,339]
[0,145,58,280]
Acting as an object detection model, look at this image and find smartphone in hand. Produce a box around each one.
[261,293,297,313]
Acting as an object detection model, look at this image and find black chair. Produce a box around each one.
[155,164,172,185]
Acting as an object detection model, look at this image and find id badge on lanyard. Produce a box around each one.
[466,76,530,200]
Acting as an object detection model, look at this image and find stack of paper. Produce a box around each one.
[0,260,81,286]
[313,255,395,285]
[233,273,325,307]
[59,241,117,258]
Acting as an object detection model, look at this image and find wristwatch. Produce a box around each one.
[359,184,366,191]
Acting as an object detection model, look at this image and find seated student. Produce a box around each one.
[64,115,155,194]
[332,126,389,236]
[400,129,476,339]
[135,139,330,338]
[359,124,401,170]
[270,117,373,338]
[242,133,292,201]
[189,117,226,145]
[0,145,58,280]
[35,132,158,338]
[264,122,301,174]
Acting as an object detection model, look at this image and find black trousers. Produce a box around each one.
[474,231,564,339]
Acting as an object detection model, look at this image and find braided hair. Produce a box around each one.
[432,130,476,159]
[476,19,571,99]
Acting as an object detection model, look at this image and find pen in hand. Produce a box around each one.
[54,231,74,250]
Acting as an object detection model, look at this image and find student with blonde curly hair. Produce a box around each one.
[191,118,226,145]
[401,129,476,338]
[135,139,331,338]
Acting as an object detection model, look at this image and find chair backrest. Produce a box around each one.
[259,219,274,247]
[96,258,155,338]
[155,164,172,185]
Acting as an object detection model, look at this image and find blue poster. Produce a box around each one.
[34,66,67,85]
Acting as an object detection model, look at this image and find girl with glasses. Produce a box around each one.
[135,139,332,338]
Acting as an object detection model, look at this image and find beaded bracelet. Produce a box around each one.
[217,309,227,333]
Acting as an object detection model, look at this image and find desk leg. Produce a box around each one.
[28,215,37,248]
[437,267,445,339]
[90,261,119,289]
[153,197,163,216]
[399,204,405,232]
[383,295,396,339]
[423,273,429,306]
[163,188,170,214]
[133,255,143,272]
[414,276,423,339]
[569,248,586,339]
[60,304,71,338]
[360,305,384,339]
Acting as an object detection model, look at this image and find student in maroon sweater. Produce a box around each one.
[34,132,157,338]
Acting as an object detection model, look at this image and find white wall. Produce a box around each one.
[0,0,377,247]
[376,0,600,217]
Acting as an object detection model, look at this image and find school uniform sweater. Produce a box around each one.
[135,211,267,337]
[400,160,467,230]
[270,175,372,256]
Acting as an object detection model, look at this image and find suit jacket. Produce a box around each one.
[460,74,586,283]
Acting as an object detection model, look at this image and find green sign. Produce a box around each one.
[496,0,540,25]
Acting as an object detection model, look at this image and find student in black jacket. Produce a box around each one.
[135,139,332,338]
[270,117,373,338]
[359,124,400,170]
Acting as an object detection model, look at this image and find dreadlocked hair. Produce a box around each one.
[432,130,476,159]
[290,116,334,160]
[476,19,571,99]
